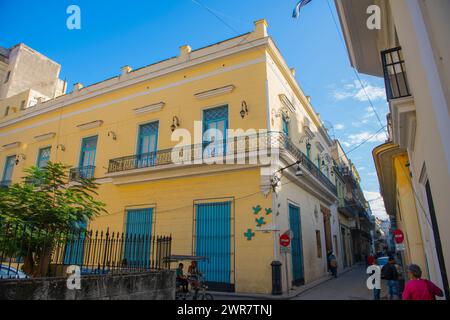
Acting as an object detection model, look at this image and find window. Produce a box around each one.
[20,100,26,110]
[203,106,228,157]
[137,122,159,167]
[282,115,289,137]
[37,147,51,169]
[4,71,10,83]
[316,230,322,258]
[79,136,98,178]
[2,155,16,185]
[4,106,10,117]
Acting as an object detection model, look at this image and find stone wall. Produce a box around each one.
[0,270,175,300]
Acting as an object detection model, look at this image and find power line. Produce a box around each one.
[325,0,388,139]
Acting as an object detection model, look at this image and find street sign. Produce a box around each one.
[280,233,291,247]
[396,243,406,252]
[393,229,405,244]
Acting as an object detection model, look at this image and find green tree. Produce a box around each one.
[0,162,106,276]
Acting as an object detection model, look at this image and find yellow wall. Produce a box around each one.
[394,154,428,277]
[0,40,275,293]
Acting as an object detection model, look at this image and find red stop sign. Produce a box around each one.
[280,234,291,247]
[394,230,405,244]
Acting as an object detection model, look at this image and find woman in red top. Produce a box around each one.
[402,264,444,300]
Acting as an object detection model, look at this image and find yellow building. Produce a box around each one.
[373,143,428,277]
[0,20,345,294]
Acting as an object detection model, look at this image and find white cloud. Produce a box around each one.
[345,131,386,146]
[335,123,345,130]
[333,80,386,102]
[364,190,389,219]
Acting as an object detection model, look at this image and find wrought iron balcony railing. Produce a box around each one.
[108,132,337,196]
[381,47,411,100]
[69,166,96,181]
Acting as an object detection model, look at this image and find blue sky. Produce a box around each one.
[0,0,389,218]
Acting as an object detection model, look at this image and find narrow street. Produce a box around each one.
[293,266,372,300]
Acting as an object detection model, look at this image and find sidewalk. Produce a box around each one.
[294,264,372,300]
[211,264,360,300]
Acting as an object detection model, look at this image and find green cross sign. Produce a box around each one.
[252,205,262,215]
[244,229,255,241]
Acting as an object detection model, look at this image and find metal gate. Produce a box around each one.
[195,201,233,292]
[289,204,304,285]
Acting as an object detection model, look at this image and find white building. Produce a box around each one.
[335,0,450,299]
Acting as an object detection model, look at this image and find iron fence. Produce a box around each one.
[69,166,96,181]
[0,221,171,280]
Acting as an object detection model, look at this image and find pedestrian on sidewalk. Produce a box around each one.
[381,256,400,300]
[327,251,338,278]
[402,264,443,300]
[367,254,375,267]
[372,258,381,300]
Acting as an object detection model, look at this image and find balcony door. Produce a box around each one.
[2,155,15,184]
[137,121,159,168]
[203,106,228,158]
[79,136,98,178]
[37,147,51,169]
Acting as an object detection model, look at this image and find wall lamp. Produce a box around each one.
[240,101,249,119]
[299,135,311,150]
[171,116,180,132]
[15,154,26,165]
[108,131,117,141]
[57,144,66,152]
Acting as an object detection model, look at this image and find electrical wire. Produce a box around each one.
[325,0,388,139]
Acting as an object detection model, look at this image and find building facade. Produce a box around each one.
[1,20,368,294]
[336,0,450,299]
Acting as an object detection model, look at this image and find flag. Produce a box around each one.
[293,0,312,19]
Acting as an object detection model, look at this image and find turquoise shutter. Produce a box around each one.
[137,122,159,168]
[195,201,232,291]
[37,147,51,169]
[289,204,304,285]
[203,106,228,157]
[79,136,98,178]
[124,208,153,268]
[2,155,15,184]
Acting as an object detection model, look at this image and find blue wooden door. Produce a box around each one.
[79,136,98,178]
[195,202,233,291]
[2,155,15,184]
[203,106,228,158]
[64,220,87,266]
[289,204,304,285]
[137,122,159,168]
[124,208,153,268]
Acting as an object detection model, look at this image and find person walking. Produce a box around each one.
[367,254,375,267]
[372,258,381,300]
[381,256,400,300]
[402,264,444,300]
[327,251,338,278]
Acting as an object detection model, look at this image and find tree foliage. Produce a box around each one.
[0,162,106,276]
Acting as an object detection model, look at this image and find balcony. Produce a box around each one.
[69,166,96,181]
[381,47,411,101]
[0,180,11,188]
[107,132,337,196]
